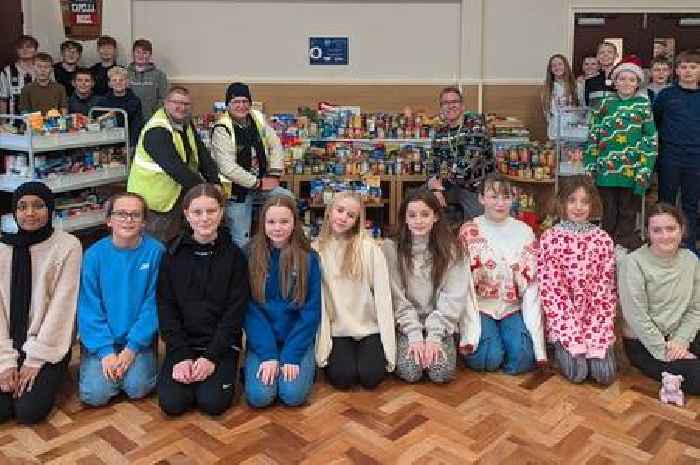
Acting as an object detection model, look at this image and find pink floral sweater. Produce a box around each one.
[537,221,617,358]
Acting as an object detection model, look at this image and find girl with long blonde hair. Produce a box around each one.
[315,192,396,389]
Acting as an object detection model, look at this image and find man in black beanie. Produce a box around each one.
[210,82,291,247]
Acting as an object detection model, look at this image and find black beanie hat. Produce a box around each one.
[225,82,252,105]
[12,181,55,217]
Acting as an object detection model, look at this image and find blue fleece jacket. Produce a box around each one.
[78,235,164,358]
[653,83,700,163]
[243,248,322,365]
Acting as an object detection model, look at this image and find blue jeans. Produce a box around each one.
[79,346,157,407]
[244,346,316,408]
[658,156,700,255]
[226,186,294,248]
[464,312,536,375]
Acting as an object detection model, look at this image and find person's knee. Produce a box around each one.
[122,378,156,400]
[466,342,504,372]
[278,384,311,407]
[79,384,114,407]
[245,384,276,408]
[428,365,456,384]
[197,393,233,416]
[326,366,357,390]
[0,397,13,423]
[396,362,423,384]
[14,400,53,425]
[357,364,385,389]
[158,388,193,417]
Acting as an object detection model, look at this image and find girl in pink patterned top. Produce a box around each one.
[537,177,617,385]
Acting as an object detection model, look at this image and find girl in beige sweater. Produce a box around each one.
[315,192,396,389]
[0,182,81,424]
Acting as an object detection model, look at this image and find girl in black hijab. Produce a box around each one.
[0,182,82,424]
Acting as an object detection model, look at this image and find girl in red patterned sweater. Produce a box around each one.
[537,177,617,385]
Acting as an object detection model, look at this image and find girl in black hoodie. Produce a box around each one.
[156,183,249,416]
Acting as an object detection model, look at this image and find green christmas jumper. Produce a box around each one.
[584,95,657,196]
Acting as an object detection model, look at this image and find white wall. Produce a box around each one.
[21,0,700,84]
[132,0,462,83]
[22,0,132,67]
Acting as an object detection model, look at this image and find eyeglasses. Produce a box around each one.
[441,99,462,106]
[16,201,47,212]
[111,210,143,222]
[230,98,251,106]
[167,99,192,107]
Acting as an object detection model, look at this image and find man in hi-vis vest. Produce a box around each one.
[127,86,220,243]
[210,82,293,247]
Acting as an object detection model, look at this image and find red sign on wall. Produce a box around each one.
[60,0,102,40]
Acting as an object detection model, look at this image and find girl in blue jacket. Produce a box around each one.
[243,195,322,407]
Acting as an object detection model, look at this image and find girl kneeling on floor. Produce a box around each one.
[619,203,700,394]
[243,195,322,408]
[538,177,617,385]
[315,192,396,389]
[157,183,249,416]
[458,175,547,374]
[383,188,480,383]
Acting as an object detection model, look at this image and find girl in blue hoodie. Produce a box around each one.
[243,195,322,407]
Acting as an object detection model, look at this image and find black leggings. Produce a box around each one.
[157,349,239,416]
[0,354,70,425]
[623,335,700,395]
[326,334,386,390]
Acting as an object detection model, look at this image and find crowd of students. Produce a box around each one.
[0,35,698,425]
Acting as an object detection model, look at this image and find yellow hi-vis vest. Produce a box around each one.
[214,109,271,197]
[127,109,199,213]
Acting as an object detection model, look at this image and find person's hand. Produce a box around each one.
[457,222,472,245]
[14,365,41,398]
[101,353,120,382]
[191,357,216,382]
[667,341,691,361]
[281,364,299,382]
[422,341,445,368]
[114,348,136,379]
[257,360,279,386]
[0,367,17,393]
[427,176,443,191]
[260,177,280,191]
[172,359,194,384]
[407,341,424,366]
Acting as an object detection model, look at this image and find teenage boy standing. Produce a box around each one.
[127,39,168,119]
[654,50,700,255]
[19,53,68,115]
[90,36,119,96]
[78,193,164,407]
[0,35,39,115]
[54,40,83,97]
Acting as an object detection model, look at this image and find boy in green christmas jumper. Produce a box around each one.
[584,60,657,250]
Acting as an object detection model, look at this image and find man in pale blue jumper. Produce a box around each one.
[77,192,164,406]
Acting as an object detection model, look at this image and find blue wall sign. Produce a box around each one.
[309,37,349,66]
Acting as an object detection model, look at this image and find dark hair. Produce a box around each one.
[249,195,311,306]
[479,173,515,197]
[168,86,190,98]
[73,67,93,80]
[552,175,602,221]
[35,52,53,64]
[97,35,117,48]
[105,192,147,219]
[393,188,461,300]
[182,183,224,211]
[646,202,687,241]
[676,49,700,66]
[439,86,463,103]
[132,38,153,53]
[61,40,83,54]
[650,57,671,68]
[15,35,38,50]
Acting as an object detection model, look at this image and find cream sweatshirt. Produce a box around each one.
[0,231,82,370]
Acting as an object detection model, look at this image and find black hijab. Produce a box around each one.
[0,182,55,354]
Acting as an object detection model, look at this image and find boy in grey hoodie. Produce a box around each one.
[127,39,168,119]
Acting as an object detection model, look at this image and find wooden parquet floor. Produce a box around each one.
[1,355,700,465]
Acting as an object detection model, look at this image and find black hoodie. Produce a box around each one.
[157,228,249,364]
[95,88,144,147]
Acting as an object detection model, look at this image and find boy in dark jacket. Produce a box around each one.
[96,66,143,147]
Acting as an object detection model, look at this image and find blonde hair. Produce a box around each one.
[317,192,366,280]
[107,66,128,80]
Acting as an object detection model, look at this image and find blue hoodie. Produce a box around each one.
[78,234,164,358]
[244,248,322,365]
